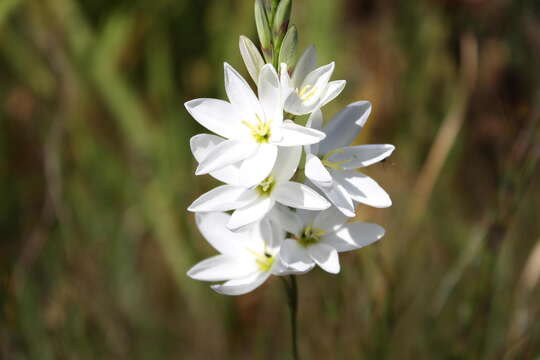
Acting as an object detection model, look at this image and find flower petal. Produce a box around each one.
[320,80,346,107]
[272,259,315,275]
[292,45,317,86]
[305,108,323,131]
[295,208,318,226]
[211,271,270,296]
[273,182,330,210]
[258,64,283,126]
[224,62,263,121]
[318,101,371,155]
[279,239,314,269]
[272,145,301,183]
[308,243,340,274]
[228,197,275,230]
[285,62,335,115]
[195,139,257,175]
[304,109,323,155]
[258,216,282,251]
[190,133,223,162]
[313,206,348,233]
[185,98,243,139]
[195,212,250,256]
[300,62,335,96]
[305,153,332,186]
[238,144,278,187]
[190,134,241,185]
[270,204,304,236]
[277,120,326,146]
[311,177,356,217]
[187,255,258,281]
[279,63,294,105]
[333,170,392,208]
[188,186,257,212]
[327,144,395,169]
[324,222,385,252]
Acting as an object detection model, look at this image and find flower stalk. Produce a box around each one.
[282,275,300,360]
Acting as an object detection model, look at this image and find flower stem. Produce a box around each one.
[282,275,300,360]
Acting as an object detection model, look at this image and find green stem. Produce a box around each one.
[282,275,300,360]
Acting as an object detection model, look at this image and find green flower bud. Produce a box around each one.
[254,0,272,60]
[279,24,298,70]
[272,0,292,42]
[239,35,266,84]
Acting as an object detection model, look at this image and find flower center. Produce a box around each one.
[256,175,275,197]
[255,252,275,272]
[242,115,272,143]
[321,148,351,170]
[296,84,318,103]
[297,225,325,247]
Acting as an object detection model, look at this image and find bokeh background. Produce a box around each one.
[2,0,540,358]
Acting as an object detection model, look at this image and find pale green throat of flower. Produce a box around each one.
[256,175,275,196]
[297,225,326,247]
[321,148,351,170]
[242,115,272,143]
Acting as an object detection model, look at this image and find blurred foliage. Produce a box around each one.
[1,0,540,359]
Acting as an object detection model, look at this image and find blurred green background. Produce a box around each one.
[1,0,540,358]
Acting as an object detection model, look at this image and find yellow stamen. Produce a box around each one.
[296,84,318,103]
[297,225,326,247]
[242,114,272,143]
[256,175,275,197]
[247,249,275,272]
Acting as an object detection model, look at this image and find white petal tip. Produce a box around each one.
[320,200,332,209]
[209,285,224,294]
[225,220,241,231]
[210,284,239,296]
[194,164,207,176]
[378,198,392,208]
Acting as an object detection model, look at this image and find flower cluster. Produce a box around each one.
[186,0,394,296]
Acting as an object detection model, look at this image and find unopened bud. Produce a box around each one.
[239,35,266,84]
[272,0,292,42]
[255,0,272,59]
[279,24,297,70]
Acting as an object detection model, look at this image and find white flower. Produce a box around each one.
[304,101,395,217]
[280,46,346,116]
[185,63,326,187]
[276,206,385,274]
[187,212,308,296]
[188,145,330,230]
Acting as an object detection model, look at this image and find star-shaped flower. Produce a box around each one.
[275,206,385,274]
[185,63,325,187]
[187,212,309,296]
[188,142,330,230]
[280,46,346,115]
[304,101,395,217]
